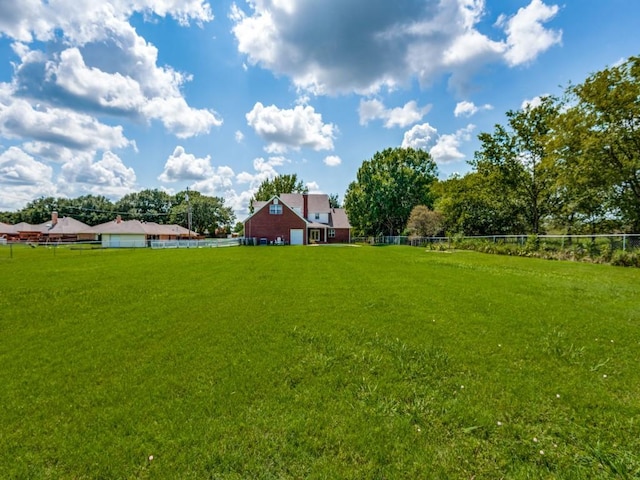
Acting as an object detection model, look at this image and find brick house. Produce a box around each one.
[243,193,352,245]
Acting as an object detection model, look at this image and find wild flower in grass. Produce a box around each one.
[556,394,560,398]
[603,374,608,378]
[497,421,503,426]
[539,450,545,455]
[533,437,538,443]
[149,455,154,461]
[460,385,464,389]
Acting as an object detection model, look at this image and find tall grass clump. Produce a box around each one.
[445,234,640,267]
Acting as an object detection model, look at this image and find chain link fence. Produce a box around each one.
[351,234,640,251]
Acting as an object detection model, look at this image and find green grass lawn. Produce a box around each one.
[1,245,639,478]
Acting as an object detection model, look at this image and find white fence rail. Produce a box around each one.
[150,238,242,249]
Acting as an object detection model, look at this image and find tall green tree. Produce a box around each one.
[16,197,71,224]
[473,96,561,234]
[169,190,235,236]
[433,173,524,235]
[558,56,640,231]
[344,147,438,236]
[549,108,616,234]
[114,189,173,224]
[64,195,115,226]
[249,174,308,212]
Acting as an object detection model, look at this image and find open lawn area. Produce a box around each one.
[1,245,639,478]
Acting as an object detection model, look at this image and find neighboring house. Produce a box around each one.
[43,212,93,242]
[244,193,351,245]
[84,215,196,248]
[11,221,43,242]
[3,212,92,242]
[0,222,12,243]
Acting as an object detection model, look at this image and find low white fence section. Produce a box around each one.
[150,238,242,249]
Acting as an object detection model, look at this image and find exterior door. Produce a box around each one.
[290,229,304,245]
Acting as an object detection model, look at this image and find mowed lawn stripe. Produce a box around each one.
[1,245,639,478]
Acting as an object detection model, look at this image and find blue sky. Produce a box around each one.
[1,0,639,219]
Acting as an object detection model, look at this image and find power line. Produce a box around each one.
[62,205,172,216]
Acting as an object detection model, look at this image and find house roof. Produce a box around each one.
[12,221,44,233]
[306,210,351,229]
[330,209,351,229]
[277,193,332,213]
[0,222,13,234]
[47,217,90,235]
[83,219,196,236]
[245,194,352,229]
[250,193,331,217]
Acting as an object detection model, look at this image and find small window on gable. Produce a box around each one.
[269,204,283,215]
[315,213,320,220]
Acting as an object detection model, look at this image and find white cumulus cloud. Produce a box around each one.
[402,123,439,151]
[0,146,53,186]
[60,151,137,198]
[402,123,475,164]
[158,146,214,182]
[359,99,430,128]
[323,155,342,167]
[429,124,476,164]
[521,94,550,110]
[499,0,562,66]
[246,102,336,153]
[454,100,493,117]
[231,0,561,95]
[0,89,133,152]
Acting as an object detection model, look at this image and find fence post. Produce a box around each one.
[623,234,626,251]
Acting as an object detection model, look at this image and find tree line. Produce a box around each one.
[3,56,638,239]
[0,189,236,237]
[346,55,640,237]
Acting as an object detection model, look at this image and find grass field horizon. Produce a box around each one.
[1,245,639,478]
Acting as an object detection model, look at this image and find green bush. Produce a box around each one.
[611,250,640,267]
[442,236,639,268]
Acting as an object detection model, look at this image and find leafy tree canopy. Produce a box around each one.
[472,96,561,234]
[344,147,438,236]
[169,190,235,236]
[558,55,640,231]
[114,189,173,224]
[5,189,235,236]
[249,174,308,212]
[405,205,443,237]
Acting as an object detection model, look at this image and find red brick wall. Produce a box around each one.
[329,228,351,243]
[245,200,307,244]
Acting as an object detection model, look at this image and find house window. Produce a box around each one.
[315,213,320,220]
[328,229,335,238]
[269,204,282,215]
[310,229,320,241]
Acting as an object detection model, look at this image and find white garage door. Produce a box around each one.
[290,229,304,245]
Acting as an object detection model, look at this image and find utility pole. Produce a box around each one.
[186,187,192,248]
